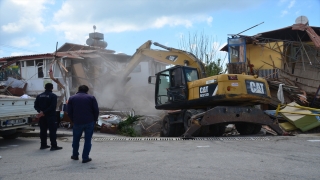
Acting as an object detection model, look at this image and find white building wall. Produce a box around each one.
[20,59,62,96]
[127,61,168,87]
[127,61,149,86]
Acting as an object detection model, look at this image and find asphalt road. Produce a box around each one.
[1,132,320,180]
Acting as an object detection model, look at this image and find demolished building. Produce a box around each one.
[0,31,169,117]
[221,16,320,109]
[221,16,320,134]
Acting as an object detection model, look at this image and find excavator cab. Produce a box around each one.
[155,65,198,108]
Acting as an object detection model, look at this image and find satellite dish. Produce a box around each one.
[295,16,309,25]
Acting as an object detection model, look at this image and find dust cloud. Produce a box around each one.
[91,57,163,117]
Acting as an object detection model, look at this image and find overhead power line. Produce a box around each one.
[0,44,40,53]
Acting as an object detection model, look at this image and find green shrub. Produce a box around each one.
[118,115,143,137]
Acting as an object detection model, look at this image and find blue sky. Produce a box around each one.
[0,0,319,60]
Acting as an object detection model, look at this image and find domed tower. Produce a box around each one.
[86,25,108,49]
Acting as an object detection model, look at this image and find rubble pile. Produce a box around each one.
[267,80,320,109]
[138,115,163,137]
[90,110,163,137]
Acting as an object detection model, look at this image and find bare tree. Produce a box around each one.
[179,31,225,76]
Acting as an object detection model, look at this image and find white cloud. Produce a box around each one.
[278,0,288,4]
[1,0,50,33]
[1,23,21,33]
[212,42,220,50]
[178,33,184,39]
[207,16,213,26]
[51,23,95,43]
[152,16,193,28]
[11,0,31,5]
[0,0,266,57]
[51,13,200,43]
[279,0,295,17]
[288,0,295,9]
[53,1,74,22]
[10,37,36,47]
[281,10,288,17]
[10,51,35,56]
[50,0,264,40]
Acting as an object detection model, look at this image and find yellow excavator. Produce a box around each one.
[123,40,283,137]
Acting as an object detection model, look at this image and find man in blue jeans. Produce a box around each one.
[67,85,99,163]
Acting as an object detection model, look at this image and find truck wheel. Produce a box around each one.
[235,123,256,135]
[160,115,176,137]
[1,132,21,140]
[174,123,184,137]
[183,109,200,136]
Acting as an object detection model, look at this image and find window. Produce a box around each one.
[156,70,170,105]
[26,60,34,66]
[171,68,183,87]
[44,59,61,78]
[185,69,198,82]
[36,60,44,78]
[228,37,246,63]
[35,60,43,67]
[291,46,301,62]
[45,59,52,78]
[53,62,61,77]
[19,61,24,67]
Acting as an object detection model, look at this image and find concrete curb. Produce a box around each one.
[20,126,123,138]
[20,126,320,138]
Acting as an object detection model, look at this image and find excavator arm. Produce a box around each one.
[121,40,206,80]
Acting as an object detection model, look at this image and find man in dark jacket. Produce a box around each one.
[34,83,62,151]
[67,85,99,163]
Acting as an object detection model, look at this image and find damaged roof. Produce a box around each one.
[0,43,131,63]
[253,25,320,41]
[221,25,320,52]
[0,53,55,62]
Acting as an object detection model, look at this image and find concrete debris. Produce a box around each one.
[277,102,320,132]
[224,124,239,136]
[100,124,118,134]
[262,125,277,136]
[95,113,163,136]
[0,77,27,96]
[98,114,122,126]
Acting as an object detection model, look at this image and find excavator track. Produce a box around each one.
[183,106,283,138]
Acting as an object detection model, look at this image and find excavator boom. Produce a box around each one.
[121,40,206,81]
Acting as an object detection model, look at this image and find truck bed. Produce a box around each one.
[0,95,37,120]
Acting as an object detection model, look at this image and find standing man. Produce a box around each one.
[67,85,99,163]
[34,83,62,151]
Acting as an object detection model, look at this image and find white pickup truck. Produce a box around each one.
[0,95,37,139]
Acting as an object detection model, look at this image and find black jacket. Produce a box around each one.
[67,91,99,125]
[34,90,57,117]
